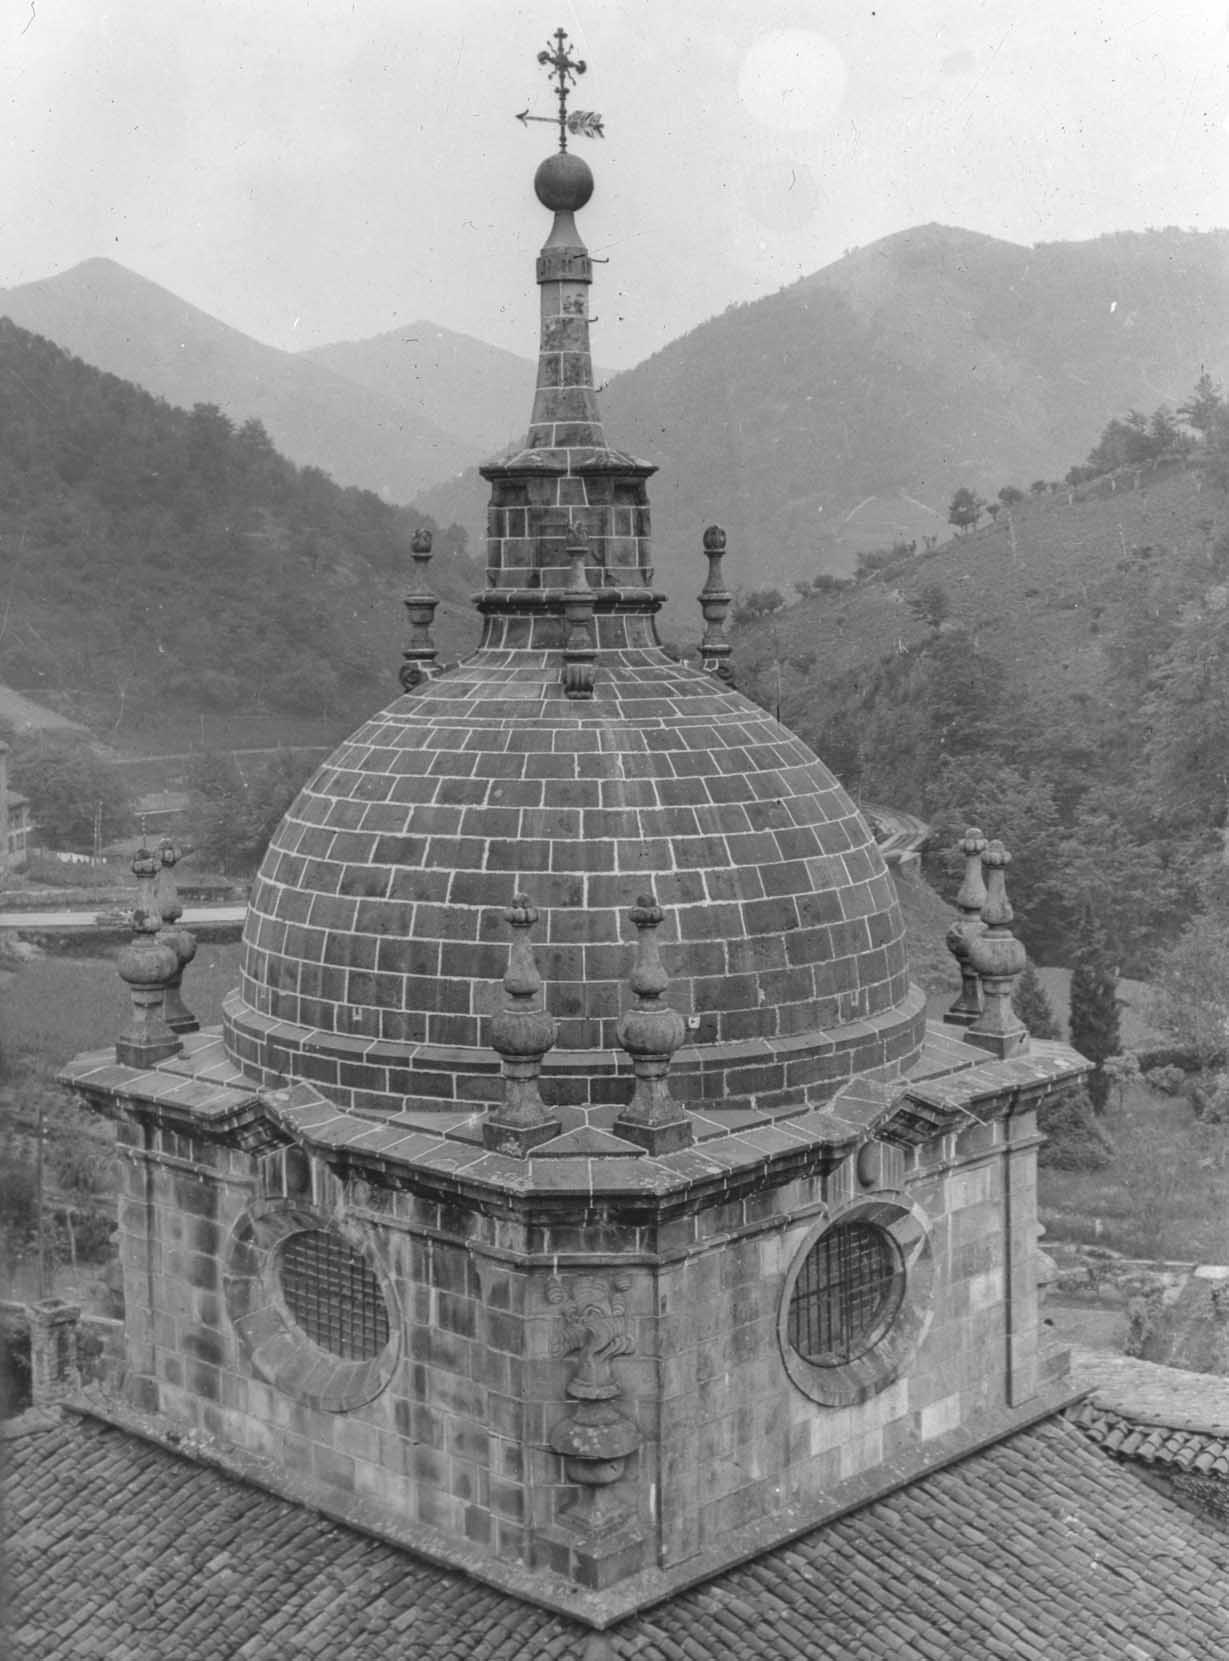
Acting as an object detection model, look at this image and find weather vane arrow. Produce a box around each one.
[515,27,604,150]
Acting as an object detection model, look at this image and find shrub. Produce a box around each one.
[1102,1051,1141,1111]
[1144,1064,1188,1096]
[1038,1085,1115,1170]
[1189,1072,1229,1125]
[1013,961,1061,1040]
[0,1156,39,1268]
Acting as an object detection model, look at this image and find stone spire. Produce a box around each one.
[154,838,199,1034]
[967,840,1029,1057]
[478,31,657,629]
[612,894,692,1153]
[944,827,988,1026]
[525,147,606,458]
[399,528,440,691]
[115,844,182,1068]
[483,894,562,1154]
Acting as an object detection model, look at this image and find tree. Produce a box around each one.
[1148,407,1182,455]
[1085,409,1160,475]
[908,582,951,632]
[189,750,306,876]
[1037,1085,1114,1170]
[997,485,1024,506]
[732,587,786,624]
[1013,961,1061,1040]
[1142,604,1229,829]
[1029,480,1049,496]
[923,758,1061,956]
[947,487,984,535]
[1102,1052,1141,1112]
[10,734,133,851]
[1177,370,1224,438]
[1051,786,1195,973]
[1068,918,1121,1112]
[1148,909,1229,1071]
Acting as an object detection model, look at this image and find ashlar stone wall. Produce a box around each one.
[111,1105,1050,1592]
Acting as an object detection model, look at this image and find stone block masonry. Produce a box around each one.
[232,655,918,1116]
[95,1073,1059,1599]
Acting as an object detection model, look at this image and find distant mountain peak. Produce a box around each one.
[417,222,1229,622]
[0,261,478,500]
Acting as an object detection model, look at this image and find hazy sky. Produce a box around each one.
[4,0,1228,369]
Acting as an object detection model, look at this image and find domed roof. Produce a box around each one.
[226,642,921,1115]
[221,137,924,1120]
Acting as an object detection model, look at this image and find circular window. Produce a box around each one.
[779,1197,934,1407]
[278,1229,391,1361]
[224,1203,399,1412]
[787,1219,904,1366]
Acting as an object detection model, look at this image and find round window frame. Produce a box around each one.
[224,1201,400,1413]
[778,1195,934,1407]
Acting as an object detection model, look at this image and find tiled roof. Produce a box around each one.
[1067,1348,1229,1475]
[1070,1399,1229,1475]
[9,1409,1228,1659]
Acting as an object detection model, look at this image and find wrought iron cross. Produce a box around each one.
[516,27,604,148]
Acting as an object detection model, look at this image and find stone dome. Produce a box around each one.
[225,640,922,1116]
[220,135,925,1121]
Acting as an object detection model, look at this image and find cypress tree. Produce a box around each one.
[1069,919,1120,1112]
[1013,961,1062,1040]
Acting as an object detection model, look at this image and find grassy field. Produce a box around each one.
[1040,1080,1229,1263]
[0,943,243,1068]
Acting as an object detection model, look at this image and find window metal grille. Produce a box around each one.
[787,1220,902,1366]
[278,1230,390,1361]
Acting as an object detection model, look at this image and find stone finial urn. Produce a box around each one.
[612,894,691,1153]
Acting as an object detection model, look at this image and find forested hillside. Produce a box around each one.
[0,260,477,500]
[417,225,1229,623]
[733,380,1229,975]
[0,320,482,742]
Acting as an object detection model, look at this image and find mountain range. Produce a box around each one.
[5,225,1229,629]
[0,317,481,749]
[417,224,1229,619]
[0,260,533,502]
[302,324,536,462]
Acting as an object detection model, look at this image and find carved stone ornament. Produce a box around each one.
[400,528,440,689]
[697,524,734,682]
[944,826,988,1026]
[483,894,562,1154]
[154,838,199,1034]
[115,845,182,1068]
[612,894,692,1153]
[966,839,1029,1058]
[561,534,598,698]
[546,1272,642,1541]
